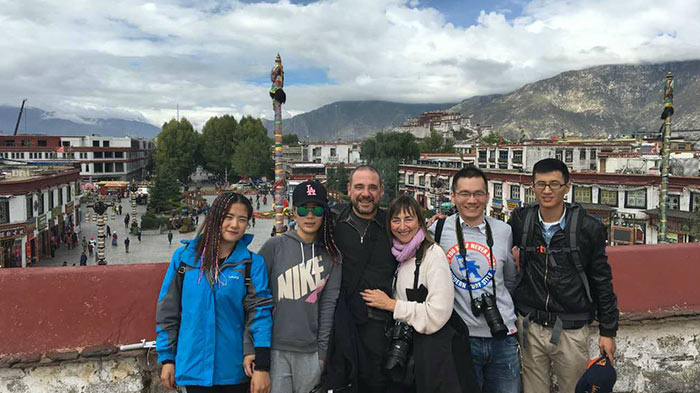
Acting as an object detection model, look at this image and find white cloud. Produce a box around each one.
[0,0,699,131]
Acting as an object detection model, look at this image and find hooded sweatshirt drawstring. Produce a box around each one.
[300,242,316,273]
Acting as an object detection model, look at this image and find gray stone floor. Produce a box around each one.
[37,195,278,267]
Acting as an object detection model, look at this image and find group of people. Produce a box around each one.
[156,159,619,393]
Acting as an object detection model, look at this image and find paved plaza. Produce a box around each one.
[37,195,278,267]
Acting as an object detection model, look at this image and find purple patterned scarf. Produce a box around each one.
[391,230,425,263]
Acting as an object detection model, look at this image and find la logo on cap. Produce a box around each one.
[306,184,317,196]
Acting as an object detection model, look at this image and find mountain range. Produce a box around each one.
[267,60,700,140]
[0,106,161,138]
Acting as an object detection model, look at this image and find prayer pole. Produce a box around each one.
[658,71,674,243]
[270,54,287,234]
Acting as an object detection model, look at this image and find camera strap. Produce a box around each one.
[454,216,497,305]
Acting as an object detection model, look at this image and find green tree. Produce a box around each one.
[231,117,274,179]
[482,131,501,145]
[282,133,300,146]
[327,163,349,193]
[200,115,238,180]
[148,164,181,213]
[418,130,455,153]
[360,132,420,204]
[691,209,700,242]
[154,118,199,184]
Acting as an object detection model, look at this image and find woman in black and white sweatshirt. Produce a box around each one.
[253,180,341,393]
[361,195,479,393]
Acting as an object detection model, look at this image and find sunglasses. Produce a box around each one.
[297,205,325,217]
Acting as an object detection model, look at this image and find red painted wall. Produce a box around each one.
[0,263,167,356]
[1,243,699,356]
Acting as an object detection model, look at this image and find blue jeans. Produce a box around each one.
[469,335,521,393]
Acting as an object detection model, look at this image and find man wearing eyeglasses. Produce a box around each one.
[508,158,619,393]
[429,166,520,393]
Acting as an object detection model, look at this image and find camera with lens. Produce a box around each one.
[384,321,414,381]
[471,293,508,338]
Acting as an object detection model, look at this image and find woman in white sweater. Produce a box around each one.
[361,195,479,393]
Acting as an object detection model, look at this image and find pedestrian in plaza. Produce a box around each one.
[125,214,130,228]
[80,252,88,266]
[50,236,57,258]
[156,192,273,393]
[429,166,519,393]
[88,236,95,256]
[251,180,341,393]
[509,158,619,393]
[82,236,88,253]
[252,216,256,228]
[107,225,112,237]
[257,201,261,211]
[124,237,130,253]
[263,196,268,205]
[270,225,276,237]
[72,232,79,249]
[167,230,173,245]
[62,261,67,266]
[112,231,118,247]
[137,229,142,242]
[323,165,398,393]
[361,195,478,393]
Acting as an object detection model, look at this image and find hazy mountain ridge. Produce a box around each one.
[0,106,161,138]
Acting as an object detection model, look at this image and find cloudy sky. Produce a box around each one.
[1,0,699,129]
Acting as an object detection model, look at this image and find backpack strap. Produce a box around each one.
[244,251,253,290]
[518,205,538,270]
[564,207,593,304]
[434,217,446,244]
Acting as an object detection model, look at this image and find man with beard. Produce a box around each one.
[324,165,397,393]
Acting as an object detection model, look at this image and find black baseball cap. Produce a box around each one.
[293,180,328,207]
[575,356,616,393]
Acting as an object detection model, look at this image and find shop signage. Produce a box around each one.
[51,206,63,219]
[25,217,37,233]
[37,214,48,230]
[492,199,503,207]
[506,199,521,210]
[65,201,74,215]
[0,223,26,241]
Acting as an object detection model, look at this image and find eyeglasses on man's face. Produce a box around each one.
[533,181,565,191]
[454,190,488,199]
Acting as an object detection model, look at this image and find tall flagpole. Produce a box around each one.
[658,70,674,243]
[270,54,287,234]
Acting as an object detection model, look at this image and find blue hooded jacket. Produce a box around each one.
[155,234,273,386]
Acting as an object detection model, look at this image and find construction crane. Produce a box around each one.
[13,99,27,136]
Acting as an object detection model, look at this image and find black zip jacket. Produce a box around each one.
[508,203,619,337]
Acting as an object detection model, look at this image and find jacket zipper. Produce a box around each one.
[544,246,551,313]
[343,215,371,244]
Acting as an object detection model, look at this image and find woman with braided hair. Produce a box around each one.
[156,192,273,393]
[251,180,342,393]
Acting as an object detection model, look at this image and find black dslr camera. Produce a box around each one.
[471,293,508,338]
[384,321,413,372]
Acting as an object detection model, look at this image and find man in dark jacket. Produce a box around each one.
[326,165,397,393]
[508,158,619,393]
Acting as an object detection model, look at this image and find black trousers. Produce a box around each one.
[184,383,248,393]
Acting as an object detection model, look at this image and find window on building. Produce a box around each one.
[94,163,104,173]
[599,189,618,207]
[115,162,124,172]
[105,162,114,173]
[83,164,88,172]
[510,185,520,200]
[625,189,647,208]
[37,140,47,146]
[92,140,100,147]
[103,140,110,147]
[5,139,16,146]
[38,193,45,214]
[580,149,586,160]
[48,190,55,210]
[668,194,680,210]
[104,151,113,158]
[58,187,63,206]
[489,149,496,162]
[418,175,425,187]
[524,188,536,205]
[565,149,573,163]
[22,140,30,146]
[478,150,487,162]
[513,150,523,164]
[555,149,563,161]
[493,183,503,199]
[692,193,700,212]
[67,185,72,202]
[313,147,321,156]
[408,174,414,185]
[62,141,70,147]
[499,150,509,161]
[573,186,592,204]
[330,148,337,157]
[94,151,103,159]
[115,151,123,158]
[590,149,597,160]
[26,195,34,219]
[0,200,9,224]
